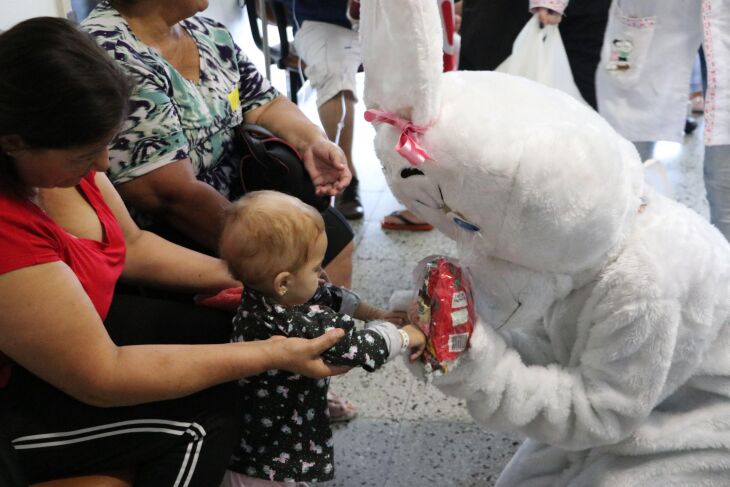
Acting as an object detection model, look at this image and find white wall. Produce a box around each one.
[0,0,72,30]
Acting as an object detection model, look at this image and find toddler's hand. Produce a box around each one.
[534,7,562,26]
[402,324,426,362]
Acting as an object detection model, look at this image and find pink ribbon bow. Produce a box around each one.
[364,109,432,166]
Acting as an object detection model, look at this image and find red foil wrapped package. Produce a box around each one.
[413,256,475,376]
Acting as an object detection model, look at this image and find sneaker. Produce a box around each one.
[335,178,364,220]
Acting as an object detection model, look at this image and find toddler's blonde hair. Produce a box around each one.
[220,191,325,289]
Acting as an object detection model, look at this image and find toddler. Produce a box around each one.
[219,191,425,486]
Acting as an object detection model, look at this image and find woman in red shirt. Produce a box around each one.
[0,18,346,487]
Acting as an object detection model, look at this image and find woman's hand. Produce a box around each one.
[301,137,352,196]
[267,328,351,378]
[535,7,562,25]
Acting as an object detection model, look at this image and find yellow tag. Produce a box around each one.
[228,87,240,111]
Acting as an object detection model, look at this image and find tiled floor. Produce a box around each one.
[212,4,711,485]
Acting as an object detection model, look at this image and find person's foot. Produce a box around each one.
[381,209,433,231]
[335,178,364,220]
[685,117,698,135]
[327,390,358,422]
[690,91,704,114]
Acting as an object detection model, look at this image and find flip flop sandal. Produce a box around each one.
[327,390,358,423]
[381,210,434,231]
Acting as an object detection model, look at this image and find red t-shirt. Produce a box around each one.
[0,172,126,387]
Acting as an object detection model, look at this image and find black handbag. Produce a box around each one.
[238,124,331,212]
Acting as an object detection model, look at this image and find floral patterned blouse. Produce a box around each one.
[82,2,278,201]
[229,285,390,482]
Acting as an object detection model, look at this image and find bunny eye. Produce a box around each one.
[400,167,425,179]
[447,211,480,233]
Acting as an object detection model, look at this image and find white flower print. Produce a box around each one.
[302,461,316,473]
[294,442,303,451]
[281,425,292,434]
[306,409,315,421]
[292,410,303,425]
[276,385,289,398]
[309,440,323,454]
[257,389,269,398]
[273,452,290,463]
[365,334,375,344]
[324,463,333,474]
[261,417,273,427]
[365,353,376,369]
[342,345,358,360]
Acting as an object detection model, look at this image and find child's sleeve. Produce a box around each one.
[308,283,361,316]
[314,310,402,372]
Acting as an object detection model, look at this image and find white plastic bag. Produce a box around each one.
[496,16,585,103]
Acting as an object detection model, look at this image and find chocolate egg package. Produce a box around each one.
[411,255,475,379]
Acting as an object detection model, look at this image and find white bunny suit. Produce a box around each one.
[360,1,730,485]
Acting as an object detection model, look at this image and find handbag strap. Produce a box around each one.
[238,124,303,167]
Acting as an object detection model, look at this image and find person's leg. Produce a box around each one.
[633,141,655,162]
[318,90,363,219]
[294,21,364,220]
[0,295,241,486]
[560,0,612,110]
[321,206,354,288]
[704,145,730,241]
[458,0,530,71]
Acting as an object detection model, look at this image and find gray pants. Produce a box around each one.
[634,142,730,242]
[704,145,730,241]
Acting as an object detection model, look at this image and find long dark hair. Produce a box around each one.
[0,17,133,196]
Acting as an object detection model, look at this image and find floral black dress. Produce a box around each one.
[229,285,390,482]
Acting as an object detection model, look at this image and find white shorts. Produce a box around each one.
[293,20,361,108]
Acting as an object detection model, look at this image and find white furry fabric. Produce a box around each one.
[361,0,730,484]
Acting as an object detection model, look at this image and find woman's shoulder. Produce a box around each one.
[80,1,127,44]
[0,190,61,275]
[81,2,161,73]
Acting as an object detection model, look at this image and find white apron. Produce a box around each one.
[596,0,730,146]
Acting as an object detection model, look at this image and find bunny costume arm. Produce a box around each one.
[434,289,682,451]
[500,320,557,366]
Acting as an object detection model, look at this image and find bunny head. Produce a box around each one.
[361,0,644,276]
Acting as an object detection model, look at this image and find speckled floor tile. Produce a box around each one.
[328,359,415,421]
[313,419,402,487]
[383,421,521,487]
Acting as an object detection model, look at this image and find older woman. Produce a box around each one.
[0,18,345,486]
[80,0,355,287]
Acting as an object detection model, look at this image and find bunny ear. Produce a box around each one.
[360,0,443,127]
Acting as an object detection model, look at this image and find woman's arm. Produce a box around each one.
[245,95,351,196]
[0,262,345,407]
[96,172,237,293]
[114,160,231,253]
